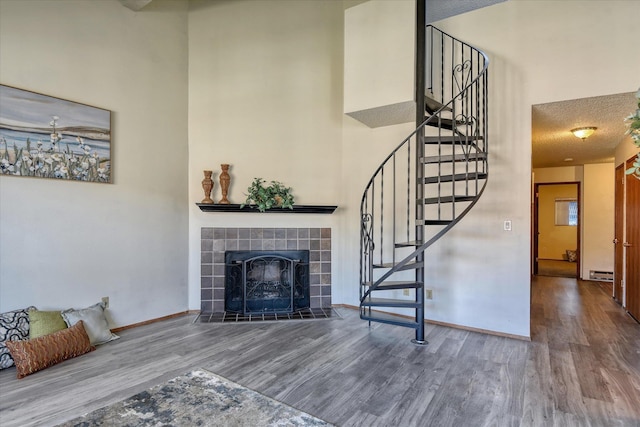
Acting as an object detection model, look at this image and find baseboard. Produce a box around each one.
[332,303,358,310]
[111,310,198,333]
[122,305,531,342]
[333,304,530,341]
[422,318,530,341]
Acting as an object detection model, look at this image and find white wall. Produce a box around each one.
[339,116,417,307]
[187,0,345,310]
[533,166,583,184]
[582,163,615,278]
[0,0,189,327]
[344,0,414,113]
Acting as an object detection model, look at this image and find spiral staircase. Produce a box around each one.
[359,24,489,344]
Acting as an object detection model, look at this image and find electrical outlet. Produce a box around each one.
[426,289,433,300]
[403,289,410,296]
[101,296,109,308]
[504,220,512,231]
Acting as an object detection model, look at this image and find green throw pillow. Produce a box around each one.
[29,310,67,339]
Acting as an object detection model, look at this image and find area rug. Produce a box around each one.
[56,369,333,427]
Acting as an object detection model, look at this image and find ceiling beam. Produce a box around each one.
[119,0,153,11]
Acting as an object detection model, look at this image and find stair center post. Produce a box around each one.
[413,0,427,345]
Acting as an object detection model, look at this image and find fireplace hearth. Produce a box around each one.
[225,250,310,315]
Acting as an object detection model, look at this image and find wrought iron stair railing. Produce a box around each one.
[359,25,489,344]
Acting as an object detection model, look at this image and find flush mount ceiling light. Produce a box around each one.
[571,126,597,140]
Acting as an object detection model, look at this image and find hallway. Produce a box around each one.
[529,275,640,425]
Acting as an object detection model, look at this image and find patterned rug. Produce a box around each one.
[57,369,333,427]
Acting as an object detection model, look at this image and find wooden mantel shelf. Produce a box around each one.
[196,203,338,214]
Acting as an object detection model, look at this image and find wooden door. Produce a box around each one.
[614,164,624,303]
[625,157,640,320]
[533,184,539,275]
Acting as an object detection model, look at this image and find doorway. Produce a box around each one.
[533,182,580,278]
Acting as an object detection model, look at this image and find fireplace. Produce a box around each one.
[201,227,331,314]
[225,250,310,315]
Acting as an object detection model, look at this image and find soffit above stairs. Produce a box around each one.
[119,0,153,11]
[346,100,415,128]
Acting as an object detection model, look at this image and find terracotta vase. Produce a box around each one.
[219,164,231,204]
[201,170,215,204]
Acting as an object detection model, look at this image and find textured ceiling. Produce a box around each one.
[532,92,636,168]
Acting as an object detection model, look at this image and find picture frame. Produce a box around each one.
[0,84,111,183]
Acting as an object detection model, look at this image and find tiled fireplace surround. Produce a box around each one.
[200,227,332,313]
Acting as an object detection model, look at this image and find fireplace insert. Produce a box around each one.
[225,250,310,315]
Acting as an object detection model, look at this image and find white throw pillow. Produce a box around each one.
[61,302,119,345]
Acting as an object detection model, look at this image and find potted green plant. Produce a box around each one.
[625,88,640,180]
[240,178,295,212]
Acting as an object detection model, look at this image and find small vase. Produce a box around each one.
[201,170,215,204]
[219,164,231,204]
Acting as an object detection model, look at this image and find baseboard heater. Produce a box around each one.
[589,270,613,282]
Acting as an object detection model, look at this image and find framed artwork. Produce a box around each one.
[0,84,111,183]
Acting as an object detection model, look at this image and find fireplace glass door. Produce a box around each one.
[225,251,309,315]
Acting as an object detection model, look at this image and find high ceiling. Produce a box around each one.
[532,92,636,168]
[121,0,635,170]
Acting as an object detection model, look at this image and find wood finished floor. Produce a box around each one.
[1,276,639,426]
[537,259,577,278]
